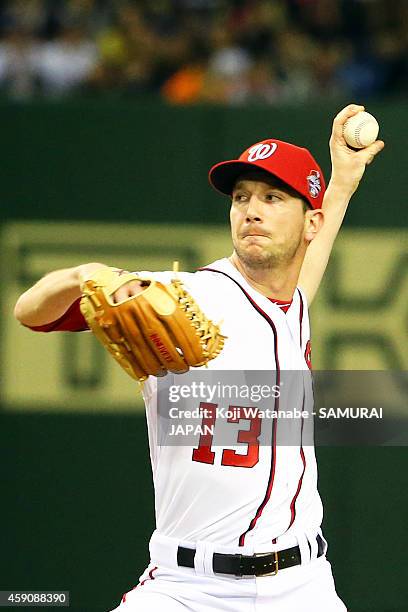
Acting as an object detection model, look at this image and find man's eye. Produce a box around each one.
[265,193,281,202]
[233,194,247,202]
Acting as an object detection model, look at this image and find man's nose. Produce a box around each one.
[245,196,263,222]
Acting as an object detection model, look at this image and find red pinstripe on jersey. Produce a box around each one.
[121,566,158,603]
[287,405,306,531]
[139,566,159,587]
[284,289,307,534]
[298,288,304,349]
[199,268,279,547]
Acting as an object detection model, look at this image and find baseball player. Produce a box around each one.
[14,105,384,611]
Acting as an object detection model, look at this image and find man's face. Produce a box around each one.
[230,177,309,269]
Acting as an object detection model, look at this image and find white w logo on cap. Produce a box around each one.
[247,142,278,162]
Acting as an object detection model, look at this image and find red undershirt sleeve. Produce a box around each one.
[25,297,89,332]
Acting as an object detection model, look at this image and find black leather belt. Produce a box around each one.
[177,534,325,578]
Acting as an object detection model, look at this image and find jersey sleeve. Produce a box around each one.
[25,298,89,333]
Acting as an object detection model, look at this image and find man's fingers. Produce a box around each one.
[358,140,385,165]
[331,103,365,141]
[113,281,143,303]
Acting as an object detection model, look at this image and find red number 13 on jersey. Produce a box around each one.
[192,403,261,468]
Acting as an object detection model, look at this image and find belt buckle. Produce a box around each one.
[256,550,279,577]
[240,550,279,578]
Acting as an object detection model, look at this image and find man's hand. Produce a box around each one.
[80,268,226,381]
[329,104,385,198]
[299,103,384,305]
[111,275,143,303]
[77,263,143,303]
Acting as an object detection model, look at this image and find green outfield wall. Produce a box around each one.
[2,413,407,612]
[0,99,406,227]
[1,99,407,612]
[2,222,406,415]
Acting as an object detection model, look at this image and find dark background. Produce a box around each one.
[2,413,407,611]
[1,97,407,612]
[0,99,405,227]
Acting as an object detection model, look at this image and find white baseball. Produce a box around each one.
[343,111,379,149]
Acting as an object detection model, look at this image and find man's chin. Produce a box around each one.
[235,247,276,269]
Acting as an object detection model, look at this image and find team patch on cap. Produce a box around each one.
[307,170,322,199]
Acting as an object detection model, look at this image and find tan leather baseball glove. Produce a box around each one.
[80,266,225,381]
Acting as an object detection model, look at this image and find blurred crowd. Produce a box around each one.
[0,0,406,104]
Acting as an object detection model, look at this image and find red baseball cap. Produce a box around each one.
[208,139,326,209]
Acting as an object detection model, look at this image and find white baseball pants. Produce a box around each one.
[110,532,347,612]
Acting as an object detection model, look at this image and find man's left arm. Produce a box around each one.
[299,104,385,305]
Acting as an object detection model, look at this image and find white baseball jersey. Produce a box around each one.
[142,257,323,551]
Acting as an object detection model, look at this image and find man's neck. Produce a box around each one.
[229,253,301,301]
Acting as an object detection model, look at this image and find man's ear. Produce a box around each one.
[304,209,324,243]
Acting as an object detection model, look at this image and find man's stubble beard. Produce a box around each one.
[233,233,303,270]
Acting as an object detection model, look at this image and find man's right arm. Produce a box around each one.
[14,262,109,327]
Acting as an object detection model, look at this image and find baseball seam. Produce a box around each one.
[344,117,376,148]
[354,119,372,147]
